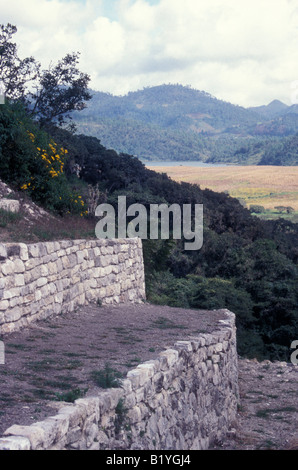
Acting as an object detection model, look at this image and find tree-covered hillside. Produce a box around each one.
[72,84,298,165]
[259,134,298,165]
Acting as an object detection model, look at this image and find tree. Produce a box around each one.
[28,52,92,129]
[0,23,91,128]
[0,23,39,100]
[249,204,265,214]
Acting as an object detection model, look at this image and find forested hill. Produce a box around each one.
[72,84,298,165]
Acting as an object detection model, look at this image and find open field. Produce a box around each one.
[147,165,298,221]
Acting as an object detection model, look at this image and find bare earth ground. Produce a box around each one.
[211,358,298,450]
[0,303,297,450]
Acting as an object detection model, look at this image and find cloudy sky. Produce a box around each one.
[1,0,298,107]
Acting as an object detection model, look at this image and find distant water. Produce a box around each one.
[143,160,227,167]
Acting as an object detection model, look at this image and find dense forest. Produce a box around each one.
[72,84,298,165]
[1,99,297,363]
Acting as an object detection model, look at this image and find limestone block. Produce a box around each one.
[212,354,221,364]
[96,430,110,448]
[14,274,25,287]
[9,296,20,308]
[86,423,100,448]
[61,256,70,269]
[127,406,142,424]
[136,362,156,382]
[0,199,20,213]
[75,397,101,423]
[174,341,193,352]
[37,277,48,287]
[5,307,22,323]
[28,244,40,258]
[1,260,15,276]
[25,258,41,270]
[58,405,86,429]
[127,369,142,390]
[66,426,82,446]
[123,393,136,408]
[4,424,47,450]
[159,349,179,369]
[0,243,7,261]
[0,300,9,310]
[0,436,31,450]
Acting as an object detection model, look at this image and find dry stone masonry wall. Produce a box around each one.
[0,310,239,450]
[0,236,239,450]
[0,238,146,334]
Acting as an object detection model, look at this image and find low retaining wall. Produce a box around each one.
[0,238,146,334]
[0,309,239,450]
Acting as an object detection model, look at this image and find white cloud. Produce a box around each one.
[1,0,298,106]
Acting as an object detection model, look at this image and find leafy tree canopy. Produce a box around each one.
[0,23,91,128]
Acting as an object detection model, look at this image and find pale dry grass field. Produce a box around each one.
[147,165,298,212]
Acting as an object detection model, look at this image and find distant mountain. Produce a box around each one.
[74,84,260,135]
[249,100,289,119]
[72,84,298,164]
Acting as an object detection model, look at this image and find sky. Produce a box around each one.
[1,0,298,107]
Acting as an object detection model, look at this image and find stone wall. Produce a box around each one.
[0,309,239,450]
[0,238,146,334]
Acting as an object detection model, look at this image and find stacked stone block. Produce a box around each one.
[0,238,146,334]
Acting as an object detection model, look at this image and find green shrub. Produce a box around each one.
[55,387,88,403]
[90,364,123,388]
[0,101,87,216]
[249,205,265,214]
[0,208,22,227]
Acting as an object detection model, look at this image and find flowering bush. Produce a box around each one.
[0,101,86,215]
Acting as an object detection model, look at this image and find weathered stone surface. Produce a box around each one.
[0,238,146,335]
[0,436,31,450]
[4,424,47,450]
[0,199,20,213]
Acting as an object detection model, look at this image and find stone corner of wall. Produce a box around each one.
[0,307,239,451]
